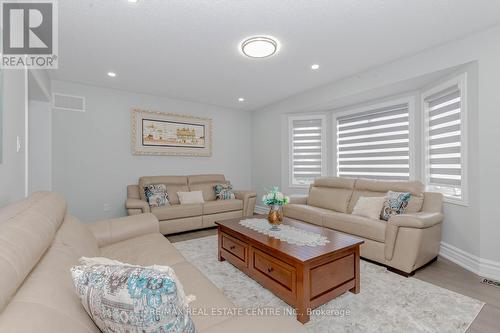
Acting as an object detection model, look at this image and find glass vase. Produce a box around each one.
[267,205,283,231]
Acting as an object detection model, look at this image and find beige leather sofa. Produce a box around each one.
[0,192,305,333]
[284,177,444,276]
[126,174,256,235]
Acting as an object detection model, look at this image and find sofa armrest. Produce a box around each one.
[125,198,150,214]
[388,212,444,229]
[289,195,308,205]
[89,213,160,247]
[384,212,444,261]
[234,190,257,217]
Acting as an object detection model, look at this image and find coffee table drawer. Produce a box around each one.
[222,234,247,262]
[252,248,296,291]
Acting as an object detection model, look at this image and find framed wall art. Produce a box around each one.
[131,109,212,156]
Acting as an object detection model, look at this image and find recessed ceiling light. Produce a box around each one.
[107,72,117,77]
[238,97,245,102]
[240,36,278,58]
[128,0,139,3]
[311,64,320,70]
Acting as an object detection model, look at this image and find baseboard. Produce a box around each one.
[439,242,500,281]
[254,205,268,215]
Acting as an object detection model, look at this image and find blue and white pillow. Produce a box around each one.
[380,191,411,221]
[70,257,196,333]
[144,184,169,208]
[214,183,235,200]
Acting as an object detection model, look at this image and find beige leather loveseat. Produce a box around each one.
[0,192,305,333]
[126,174,256,235]
[284,177,444,276]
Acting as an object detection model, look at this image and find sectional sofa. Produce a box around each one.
[126,174,256,235]
[284,177,444,276]
[0,192,305,333]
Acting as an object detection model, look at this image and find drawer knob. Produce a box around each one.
[267,267,274,273]
[230,245,236,250]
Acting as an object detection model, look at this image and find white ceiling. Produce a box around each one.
[50,0,500,111]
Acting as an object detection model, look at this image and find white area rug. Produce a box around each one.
[173,235,484,333]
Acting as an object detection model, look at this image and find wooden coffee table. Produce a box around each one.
[215,216,364,323]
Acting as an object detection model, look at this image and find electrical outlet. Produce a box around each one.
[103,203,110,212]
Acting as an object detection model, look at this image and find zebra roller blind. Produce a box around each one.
[336,103,410,180]
[424,85,463,200]
[290,116,325,186]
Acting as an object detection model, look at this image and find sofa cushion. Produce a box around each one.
[170,261,235,331]
[0,216,101,333]
[307,177,355,213]
[214,183,236,200]
[203,199,243,215]
[351,196,386,220]
[283,204,331,226]
[308,187,353,213]
[70,258,195,333]
[188,183,219,201]
[53,215,99,258]
[139,176,189,204]
[381,191,412,221]
[159,217,203,235]
[354,178,424,195]
[188,174,226,185]
[347,190,424,214]
[100,233,186,267]
[144,184,170,208]
[151,204,203,220]
[188,174,227,202]
[178,191,205,204]
[349,178,424,214]
[0,192,67,312]
[323,212,386,242]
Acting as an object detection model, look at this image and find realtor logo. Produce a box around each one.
[1,0,58,69]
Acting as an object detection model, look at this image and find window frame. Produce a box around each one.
[421,73,468,206]
[332,96,416,181]
[288,114,328,189]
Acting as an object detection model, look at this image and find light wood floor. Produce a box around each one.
[167,228,500,332]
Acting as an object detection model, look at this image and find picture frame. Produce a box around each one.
[131,109,212,157]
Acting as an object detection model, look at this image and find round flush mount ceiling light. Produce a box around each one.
[311,64,320,70]
[238,97,245,102]
[240,36,278,58]
[107,72,117,77]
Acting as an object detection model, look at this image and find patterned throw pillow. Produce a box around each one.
[144,184,169,208]
[214,183,235,200]
[380,191,412,221]
[70,257,196,333]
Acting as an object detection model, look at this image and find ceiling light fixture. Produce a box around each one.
[238,97,245,102]
[107,72,117,77]
[127,0,139,3]
[311,64,320,70]
[240,36,278,58]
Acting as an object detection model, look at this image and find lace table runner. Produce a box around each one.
[239,218,330,247]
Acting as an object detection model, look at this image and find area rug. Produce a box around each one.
[173,235,484,333]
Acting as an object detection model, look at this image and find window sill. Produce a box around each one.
[443,196,469,207]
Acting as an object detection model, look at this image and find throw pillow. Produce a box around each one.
[144,184,169,208]
[381,191,412,221]
[70,257,196,333]
[351,196,386,220]
[213,183,235,200]
[177,191,204,204]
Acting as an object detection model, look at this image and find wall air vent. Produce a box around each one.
[52,93,86,112]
